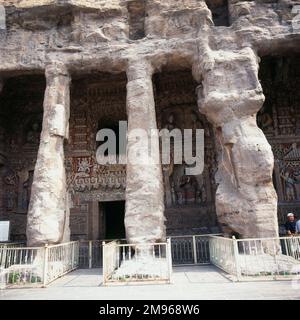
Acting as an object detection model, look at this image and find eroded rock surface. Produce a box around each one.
[26,63,71,246]
[0,0,299,244]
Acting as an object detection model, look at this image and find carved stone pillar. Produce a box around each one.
[26,62,71,246]
[193,47,279,239]
[125,59,166,244]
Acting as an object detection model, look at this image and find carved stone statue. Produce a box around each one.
[281,169,296,201]
[26,122,40,145]
[257,106,273,131]
[293,169,300,200]
[162,112,179,207]
[196,181,207,204]
[5,190,16,210]
[3,168,18,186]
[21,171,34,210]
[164,112,178,131]
[177,169,198,205]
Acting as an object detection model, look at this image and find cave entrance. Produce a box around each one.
[69,72,127,241]
[101,201,126,240]
[153,69,219,235]
[258,55,300,234]
[0,74,45,241]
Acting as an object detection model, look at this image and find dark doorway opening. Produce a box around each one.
[97,121,121,156]
[102,201,125,240]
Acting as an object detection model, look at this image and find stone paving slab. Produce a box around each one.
[0,266,300,300]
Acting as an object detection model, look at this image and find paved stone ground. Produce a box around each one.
[0,266,300,300]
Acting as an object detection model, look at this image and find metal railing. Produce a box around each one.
[0,246,43,289]
[209,235,238,276]
[79,234,220,269]
[169,234,221,265]
[46,241,79,285]
[102,240,119,285]
[102,240,172,285]
[209,235,300,281]
[0,242,25,249]
[236,236,300,280]
[0,241,79,288]
[78,240,103,269]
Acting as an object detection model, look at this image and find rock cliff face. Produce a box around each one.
[0,0,299,244]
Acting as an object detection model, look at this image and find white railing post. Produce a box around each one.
[76,242,79,267]
[272,239,279,279]
[102,241,106,286]
[71,242,75,269]
[42,245,49,287]
[88,241,92,269]
[0,247,7,268]
[232,236,241,281]
[0,267,6,290]
[208,236,213,263]
[192,235,197,265]
[167,238,172,283]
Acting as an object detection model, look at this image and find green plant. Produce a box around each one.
[8,272,20,284]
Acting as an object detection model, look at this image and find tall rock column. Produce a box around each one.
[125,59,166,244]
[193,47,278,239]
[26,62,71,246]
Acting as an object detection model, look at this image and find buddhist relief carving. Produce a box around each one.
[67,77,127,210]
[258,56,300,225]
[2,167,18,211]
[273,143,300,202]
[159,105,216,208]
[67,156,126,194]
[21,170,34,210]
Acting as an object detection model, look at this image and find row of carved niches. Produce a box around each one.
[67,74,127,204]
[70,202,89,239]
[154,70,217,209]
[258,56,300,138]
[3,1,228,48]
[68,73,127,155]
